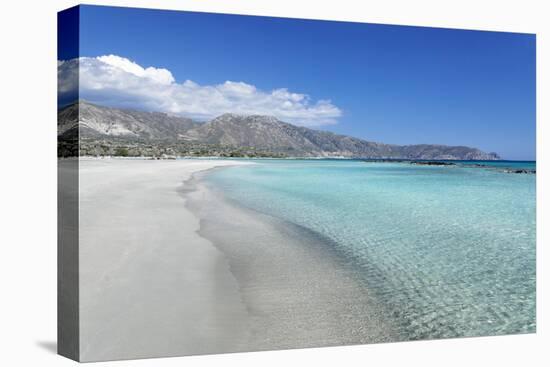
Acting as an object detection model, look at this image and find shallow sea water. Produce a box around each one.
[204,159,536,340]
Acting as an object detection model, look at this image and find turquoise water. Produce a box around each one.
[204,160,536,340]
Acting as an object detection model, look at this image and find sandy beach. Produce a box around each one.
[76,158,394,361]
[78,159,252,361]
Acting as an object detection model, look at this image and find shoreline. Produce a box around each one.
[190,160,535,342]
[77,158,397,361]
[70,157,534,361]
[184,166,399,351]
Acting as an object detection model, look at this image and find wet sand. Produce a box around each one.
[185,170,396,351]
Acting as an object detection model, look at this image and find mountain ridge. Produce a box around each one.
[58,101,500,160]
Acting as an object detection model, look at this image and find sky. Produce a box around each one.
[59,5,536,160]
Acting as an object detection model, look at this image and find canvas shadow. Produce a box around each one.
[36,340,57,354]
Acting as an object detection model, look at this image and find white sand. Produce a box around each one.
[78,159,252,361]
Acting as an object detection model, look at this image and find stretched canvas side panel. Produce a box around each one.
[57,5,80,361]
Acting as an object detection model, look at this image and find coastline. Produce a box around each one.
[192,160,535,342]
[77,158,398,361]
[184,167,399,351]
[71,157,535,361]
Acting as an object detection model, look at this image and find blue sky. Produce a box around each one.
[63,5,535,160]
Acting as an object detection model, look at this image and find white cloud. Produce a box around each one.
[96,55,175,85]
[57,59,79,94]
[58,55,342,126]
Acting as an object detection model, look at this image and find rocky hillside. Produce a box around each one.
[58,101,199,140]
[58,101,500,160]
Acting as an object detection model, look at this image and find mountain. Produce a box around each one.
[58,101,500,160]
[58,101,200,140]
[186,114,500,159]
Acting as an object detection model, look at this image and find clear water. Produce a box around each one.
[204,159,536,340]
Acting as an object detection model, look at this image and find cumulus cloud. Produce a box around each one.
[58,55,342,126]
